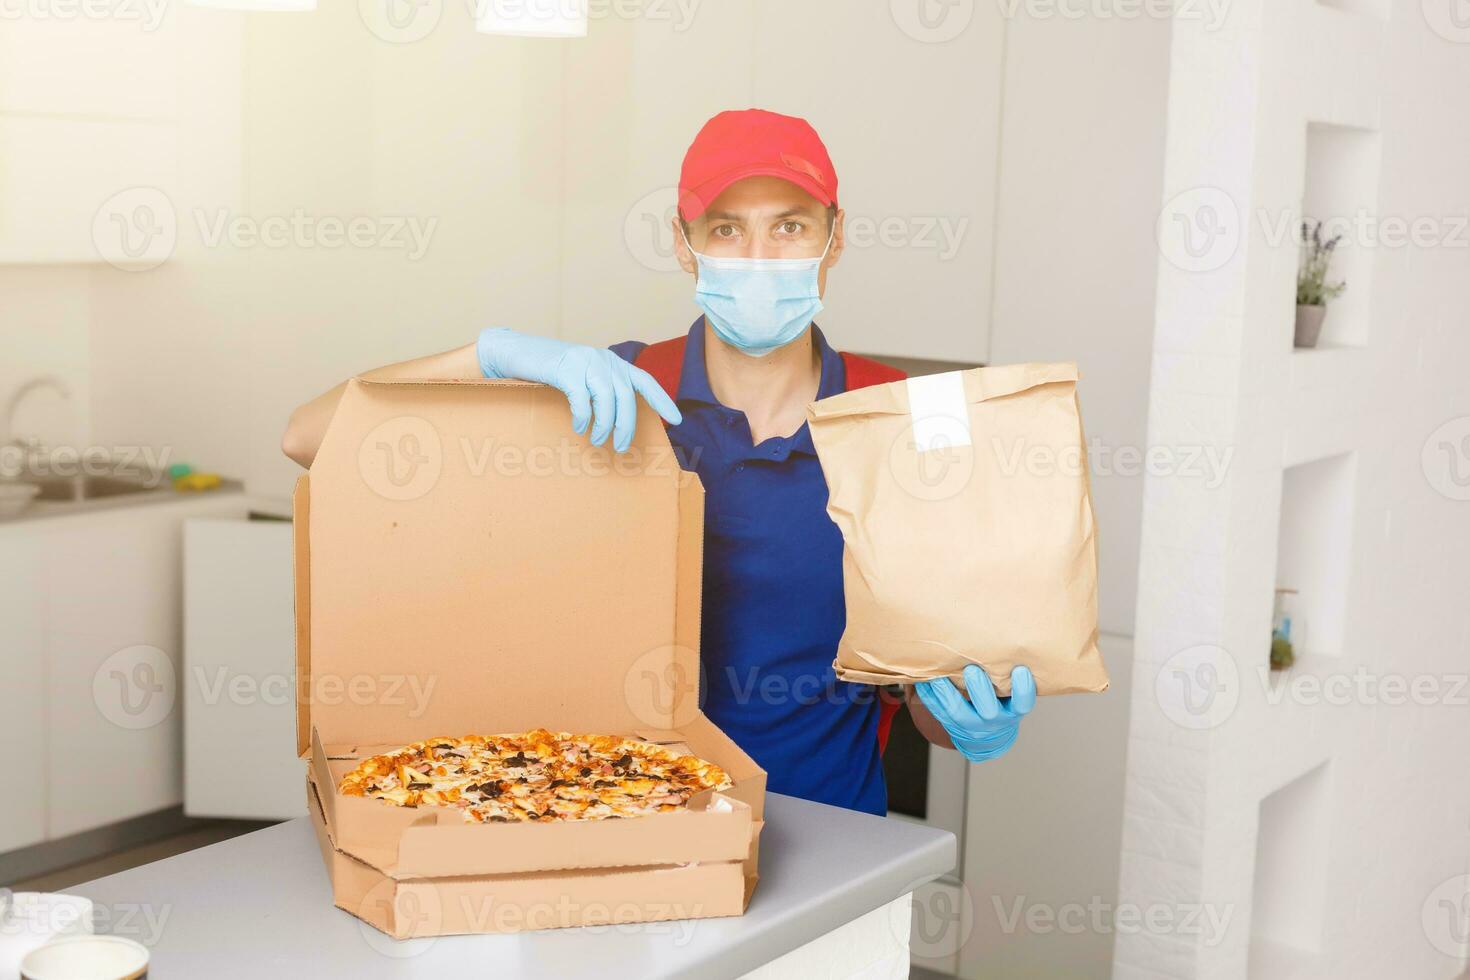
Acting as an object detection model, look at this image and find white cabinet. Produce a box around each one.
[0,116,179,265]
[0,531,47,852]
[0,491,248,842]
[183,517,304,820]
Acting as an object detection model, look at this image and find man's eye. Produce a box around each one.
[778,221,803,236]
[713,225,738,239]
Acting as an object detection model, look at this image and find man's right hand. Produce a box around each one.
[476,328,682,453]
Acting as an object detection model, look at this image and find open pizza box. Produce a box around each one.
[294,377,766,938]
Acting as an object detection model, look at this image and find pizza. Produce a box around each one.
[337,729,733,823]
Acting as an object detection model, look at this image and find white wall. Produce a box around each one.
[1118,2,1470,978]
[556,1,1006,361]
[987,10,1171,637]
[0,268,91,453]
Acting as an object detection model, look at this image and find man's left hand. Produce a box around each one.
[914,665,1036,764]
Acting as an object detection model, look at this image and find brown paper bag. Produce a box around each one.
[807,362,1107,696]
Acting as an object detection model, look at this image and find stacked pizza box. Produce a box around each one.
[294,378,766,939]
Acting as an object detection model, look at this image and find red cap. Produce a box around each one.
[678,109,838,222]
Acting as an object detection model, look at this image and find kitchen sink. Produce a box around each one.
[28,474,160,502]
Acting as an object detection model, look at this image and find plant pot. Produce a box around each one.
[1294,304,1327,348]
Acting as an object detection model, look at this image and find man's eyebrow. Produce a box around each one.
[702,210,744,223]
[771,206,821,220]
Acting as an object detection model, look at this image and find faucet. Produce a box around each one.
[2,376,72,477]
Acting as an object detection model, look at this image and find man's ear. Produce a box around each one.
[671,217,697,275]
[825,208,846,269]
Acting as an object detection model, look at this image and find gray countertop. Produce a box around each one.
[73,793,954,979]
[0,478,245,526]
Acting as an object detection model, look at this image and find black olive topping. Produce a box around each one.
[579,767,592,778]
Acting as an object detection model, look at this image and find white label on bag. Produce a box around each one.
[906,372,972,452]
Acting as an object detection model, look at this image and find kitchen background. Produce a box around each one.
[2,0,1468,978]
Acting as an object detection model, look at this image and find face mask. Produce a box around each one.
[681,226,833,358]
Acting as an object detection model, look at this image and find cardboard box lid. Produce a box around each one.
[295,378,705,753]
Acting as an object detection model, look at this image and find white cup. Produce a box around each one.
[0,893,95,977]
[20,935,149,980]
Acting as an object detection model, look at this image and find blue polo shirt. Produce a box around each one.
[611,321,888,815]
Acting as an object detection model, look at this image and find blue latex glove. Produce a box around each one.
[915,664,1036,763]
[477,328,682,453]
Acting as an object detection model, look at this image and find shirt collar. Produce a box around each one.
[676,317,847,407]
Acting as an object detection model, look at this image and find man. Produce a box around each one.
[283,108,1034,816]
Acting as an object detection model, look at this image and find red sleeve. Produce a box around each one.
[877,695,903,754]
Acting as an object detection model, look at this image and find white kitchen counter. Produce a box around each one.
[72,793,955,979]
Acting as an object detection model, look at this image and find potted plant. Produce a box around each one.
[1295,220,1345,349]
